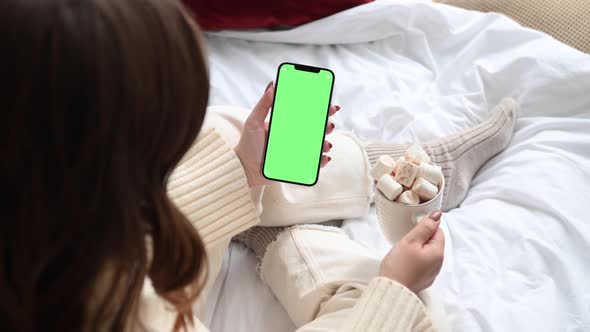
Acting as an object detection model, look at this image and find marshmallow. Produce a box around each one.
[411,177,439,202]
[396,190,420,205]
[394,157,406,175]
[417,162,443,186]
[370,155,397,181]
[394,159,419,187]
[405,144,431,165]
[377,174,403,201]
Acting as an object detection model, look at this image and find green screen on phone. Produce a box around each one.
[263,63,335,186]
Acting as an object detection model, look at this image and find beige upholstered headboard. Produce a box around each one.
[434,0,590,54]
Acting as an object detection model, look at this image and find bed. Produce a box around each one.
[199,1,590,331]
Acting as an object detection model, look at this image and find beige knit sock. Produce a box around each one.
[365,98,518,211]
[233,226,286,260]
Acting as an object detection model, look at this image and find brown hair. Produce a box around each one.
[0,0,209,330]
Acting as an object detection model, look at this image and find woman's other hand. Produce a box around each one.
[379,211,445,293]
[234,81,340,187]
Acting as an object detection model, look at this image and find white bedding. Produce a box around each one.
[201,1,590,331]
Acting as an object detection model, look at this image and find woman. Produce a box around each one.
[1,0,517,331]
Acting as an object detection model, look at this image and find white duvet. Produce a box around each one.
[201,1,590,331]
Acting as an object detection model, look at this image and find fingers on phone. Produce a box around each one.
[265,81,274,92]
[320,154,331,168]
[326,122,335,134]
[329,105,340,116]
[323,141,332,152]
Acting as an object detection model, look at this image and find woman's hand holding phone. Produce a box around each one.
[235,81,340,187]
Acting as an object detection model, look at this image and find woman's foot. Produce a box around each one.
[365,98,519,211]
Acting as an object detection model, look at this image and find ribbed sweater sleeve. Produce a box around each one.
[341,277,435,332]
[167,128,260,248]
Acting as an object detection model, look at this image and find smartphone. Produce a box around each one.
[262,62,335,186]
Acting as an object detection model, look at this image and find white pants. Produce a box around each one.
[203,106,448,331]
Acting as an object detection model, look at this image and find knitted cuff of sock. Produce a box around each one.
[233,226,286,260]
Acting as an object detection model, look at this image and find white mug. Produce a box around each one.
[375,177,444,244]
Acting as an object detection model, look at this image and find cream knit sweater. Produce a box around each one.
[138,128,434,332]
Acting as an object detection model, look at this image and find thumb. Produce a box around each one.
[425,227,445,250]
[407,213,441,245]
[249,81,274,124]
